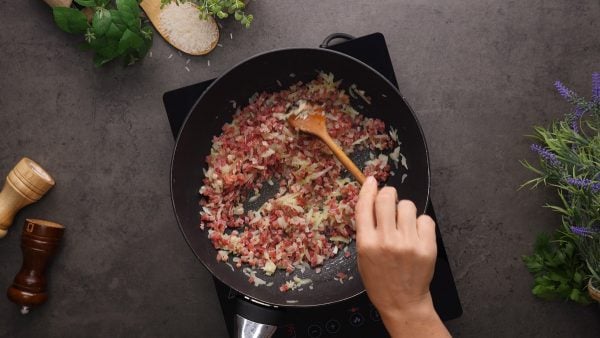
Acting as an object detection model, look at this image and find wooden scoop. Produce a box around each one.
[288,102,366,185]
[140,0,219,55]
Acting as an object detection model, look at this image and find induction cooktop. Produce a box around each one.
[163,32,462,338]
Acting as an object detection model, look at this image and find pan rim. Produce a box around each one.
[170,47,431,307]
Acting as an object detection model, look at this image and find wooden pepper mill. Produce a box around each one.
[0,158,55,238]
[7,219,65,314]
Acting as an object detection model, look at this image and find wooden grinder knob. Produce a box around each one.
[0,158,55,238]
[7,219,65,314]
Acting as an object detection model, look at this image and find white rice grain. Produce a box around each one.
[160,2,219,54]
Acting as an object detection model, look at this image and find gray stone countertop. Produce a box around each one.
[1,0,599,337]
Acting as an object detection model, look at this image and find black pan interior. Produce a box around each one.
[171,48,430,307]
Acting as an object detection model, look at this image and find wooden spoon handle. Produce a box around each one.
[319,134,366,185]
[43,0,73,7]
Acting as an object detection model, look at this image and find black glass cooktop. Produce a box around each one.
[163,32,462,338]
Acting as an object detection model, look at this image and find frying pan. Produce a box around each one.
[171,48,430,335]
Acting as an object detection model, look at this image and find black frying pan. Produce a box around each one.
[171,48,430,310]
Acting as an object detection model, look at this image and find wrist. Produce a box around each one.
[379,292,435,320]
[378,293,444,337]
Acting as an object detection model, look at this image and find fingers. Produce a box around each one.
[416,215,437,256]
[396,200,418,238]
[375,187,398,234]
[355,176,378,240]
[357,181,432,253]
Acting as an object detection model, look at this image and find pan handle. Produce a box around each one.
[319,33,356,48]
[235,297,284,338]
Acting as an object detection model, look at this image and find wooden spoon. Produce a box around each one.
[288,102,366,185]
[140,0,219,55]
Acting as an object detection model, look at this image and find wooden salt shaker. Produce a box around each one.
[7,219,65,314]
[0,158,55,238]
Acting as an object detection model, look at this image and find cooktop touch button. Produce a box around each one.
[370,308,381,322]
[307,324,322,338]
[349,312,365,327]
[325,319,341,334]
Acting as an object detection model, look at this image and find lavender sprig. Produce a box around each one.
[566,177,600,193]
[555,81,576,101]
[523,73,600,304]
[592,72,600,103]
[571,120,579,133]
[570,226,597,237]
[530,144,560,166]
[570,106,586,132]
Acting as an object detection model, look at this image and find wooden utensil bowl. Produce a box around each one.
[288,104,366,185]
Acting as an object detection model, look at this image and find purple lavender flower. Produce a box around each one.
[530,144,560,166]
[571,120,579,133]
[566,177,600,193]
[570,107,585,132]
[592,72,600,102]
[555,80,576,101]
[570,226,597,237]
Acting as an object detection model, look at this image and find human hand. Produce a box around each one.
[355,176,449,337]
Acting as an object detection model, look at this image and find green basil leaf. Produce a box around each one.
[533,234,550,251]
[118,29,144,54]
[90,36,120,65]
[53,7,89,34]
[96,43,120,60]
[555,282,570,294]
[74,0,97,6]
[532,284,552,297]
[568,288,582,301]
[526,261,543,271]
[92,8,111,36]
[109,10,127,31]
[573,271,583,283]
[118,10,140,31]
[105,22,124,40]
[549,272,568,283]
[136,34,152,55]
[116,0,140,16]
[94,53,114,67]
[88,35,107,50]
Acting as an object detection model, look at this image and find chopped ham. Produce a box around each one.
[199,73,395,290]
